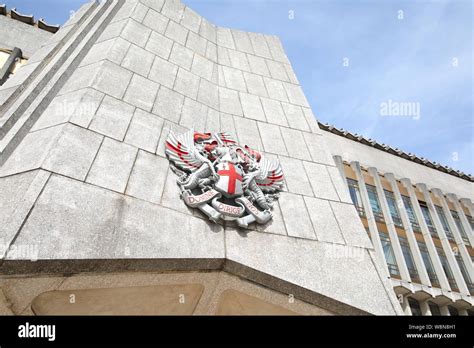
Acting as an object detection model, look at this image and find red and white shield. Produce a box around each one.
[215,162,243,197]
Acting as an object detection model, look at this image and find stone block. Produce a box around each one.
[243,72,268,98]
[152,86,184,123]
[8,174,225,260]
[86,138,138,193]
[33,88,103,131]
[260,97,288,127]
[326,166,353,204]
[145,31,173,59]
[266,59,289,82]
[161,0,185,22]
[228,49,250,72]
[329,201,373,248]
[302,133,333,165]
[164,20,188,46]
[257,122,287,156]
[247,54,270,77]
[264,35,289,63]
[80,37,130,67]
[168,43,194,70]
[217,46,231,66]
[281,103,310,132]
[124,108,164,153]
[217,27,235,49]
[205,108,220,133]
[181,6,201,33]
[303,161,339,201]
[186,31,207,56]
[89,95,135,141]
[240,93,266,122]
[148,56,178,88]
[121,44,155,77]
[140,0,165,12]
[280,127,311,161]
[218,87,243,116]
[199,18,216,43]
[42,124,103,181]
[233,117,263,150]
[143,8,169,34]
[219,112,236,135]
[0,125,64,177]
[197,78,219,110]
[205,41,217,62]
[303,196,345,244]
[278,192,316,239]
[123,74,159,112]
[0,170,50,253]
[284,82,310,107]
[248,32,272,59]
[225,229,396,315]
[126,150,168,204]
[179,98,208,131]
[263,77,288,102]
[191,54,214,81]
[222,66,247,92]
[173,68,200,99]
[121,19,151,48]
[278,156,313,195]
[231,30,254,54]
[160,167,193,215]
[93,61,133,100]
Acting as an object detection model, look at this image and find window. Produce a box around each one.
[399,236,419,282]
[428,302,441,316]
[384,190,403,228]
[435,206,454,241]
[347,178,365,217]
[455,255,474,295]
[402,196,420,232]
[417,241,439,287]
[367,184,384,222]
[379,232,400,277]
[436,247,458,291]
[448,306,459,316]
[467,215,474,231]
[451,210,470,245]
[420,202,438,238]
[408,298,422,316]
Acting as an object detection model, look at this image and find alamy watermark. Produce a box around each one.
[0,239,39,261]
[380,99,420,120]
[324,243,365,262]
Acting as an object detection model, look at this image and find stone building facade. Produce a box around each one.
[0,0,471,315]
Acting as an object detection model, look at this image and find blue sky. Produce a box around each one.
[4,0,473,174]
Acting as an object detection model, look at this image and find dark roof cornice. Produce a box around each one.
[318,121,473,182]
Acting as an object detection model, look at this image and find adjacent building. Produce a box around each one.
[0,0,471,316]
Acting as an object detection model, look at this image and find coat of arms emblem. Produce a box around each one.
[165,129,285,228]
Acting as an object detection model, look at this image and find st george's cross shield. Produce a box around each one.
[214,162,243,197]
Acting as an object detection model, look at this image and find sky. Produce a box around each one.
[4,0,473,174]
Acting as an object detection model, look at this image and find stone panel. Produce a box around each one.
[304,196,345,244]
[280,127,311,161]
[303,162,339,201]
[124,109,164,153]
[329,201,373,249]
[123,74,159,112]
[153,86,185,123]
[148,56,178,88]
[89,95,135,141]
[126,150,168,204]
[278,192,316,239]
[42,124,103,181]
[86,138,138,193]
[278,157,313,195]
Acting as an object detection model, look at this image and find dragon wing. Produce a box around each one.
[165,129,205,172]
[255,156,285,192]
[216,132,237,145]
